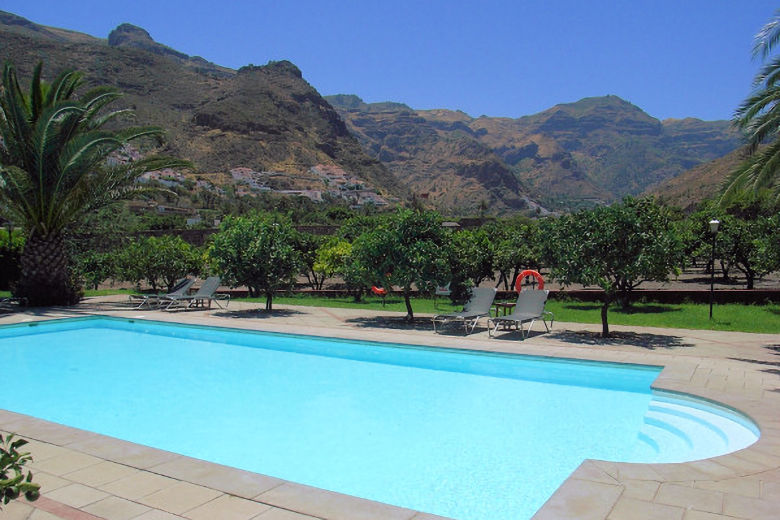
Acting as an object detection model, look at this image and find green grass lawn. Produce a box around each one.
[544,300,780,334]
[242,293,780,334]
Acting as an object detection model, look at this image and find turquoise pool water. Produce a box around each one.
[0,317,759,520]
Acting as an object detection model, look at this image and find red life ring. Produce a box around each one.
[515,270,544,292]
[371,286,388,296]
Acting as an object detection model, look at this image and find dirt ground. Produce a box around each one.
[102,266,780,293]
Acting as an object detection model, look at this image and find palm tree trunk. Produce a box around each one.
[14,231,81,306]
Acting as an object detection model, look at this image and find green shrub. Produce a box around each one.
[1,434,39,508]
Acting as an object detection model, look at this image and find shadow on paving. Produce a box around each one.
[213,308,304,319]
[548,330,694,349]
[729,344,780,372]
[346,316,461,333]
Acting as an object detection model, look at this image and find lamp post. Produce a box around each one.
[708,219,720,320]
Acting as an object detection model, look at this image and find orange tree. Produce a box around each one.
[350,209,451,321]
[540,197,684,337]
[208,213,300,310]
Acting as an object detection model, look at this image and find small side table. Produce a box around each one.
[493,302,516,317]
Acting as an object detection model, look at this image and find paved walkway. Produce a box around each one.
[1,296,779,520]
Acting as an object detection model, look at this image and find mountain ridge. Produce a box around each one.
[328,94,741,208]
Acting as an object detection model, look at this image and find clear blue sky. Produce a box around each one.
[3,1,778,121]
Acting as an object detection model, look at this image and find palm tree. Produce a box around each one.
[0,61,190,305]
[728,10,780,204]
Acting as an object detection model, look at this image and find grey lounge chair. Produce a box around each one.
[487,289,554,339]
[129,278,195,309]
[163,276,230,310]
[432,287,497,334]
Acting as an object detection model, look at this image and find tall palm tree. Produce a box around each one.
[0,61,190,305]
[728,9,780,204]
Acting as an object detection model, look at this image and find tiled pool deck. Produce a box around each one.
[1,295,779,520]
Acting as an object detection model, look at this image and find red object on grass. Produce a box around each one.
[371,286,388,296]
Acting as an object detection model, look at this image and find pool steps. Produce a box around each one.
[631,396,757,463]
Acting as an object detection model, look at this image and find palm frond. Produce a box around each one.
[46,69,82,105]
[722,139,780,205]
[30,62,43,121]
[0,164,35,226]
[753,10,780,60]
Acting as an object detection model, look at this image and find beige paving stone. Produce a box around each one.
[257,482,417,520]
[655,482,723,514]
[1,499,36,520]
[686,460,740,480]
[569,461,620,485]
[607,497,684,520]
[65,435,180,470]
[683,510,746,519]
[42,482,109,508]
[31,471,74,493]
[532,480,622,520]
[620,479,660,501]
[64,460,140,487]
[139,481,222,515]
[723,493,780,520]
[714,453,773,475]
[81,495,151,520]
[613,463,666,482]
[183,494,270,520]
[694,476,760,498]
[253,508,322,519]
[98,472,178,501]
[131,510,187,520]
[23,440,71,462]
[150,457,283,499]
[30,451,103,477]
[761,479,780,499]
[409,514,453,520]
[647,463,722,483]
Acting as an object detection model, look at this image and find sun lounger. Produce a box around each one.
[128,278,195,309]
[432,287,497,334]
[488,289,553,339]
[162,276,229,310]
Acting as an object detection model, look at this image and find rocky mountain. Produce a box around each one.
[325,96,537,213]
[644,146,749,211]
[0,11,406,202]
[0,9,744,216]
[328,94,742,209]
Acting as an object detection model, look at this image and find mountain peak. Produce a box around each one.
[325,94,412,113]
[108,23,188,60]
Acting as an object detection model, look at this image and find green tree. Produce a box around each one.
[350,209,450,321]
[487,219,542,290]
[74,250,115,290]
[728,10,780,203]
[448,228,495,302]
[116,235,203,292]
[0,62,189,305]
[294,231,328,290]
[541,197,684,337]
[208,213,300,310]
[314,237,353,290]
[693,196,779,289]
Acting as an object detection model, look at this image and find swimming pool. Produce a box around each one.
[0,317,759,520]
